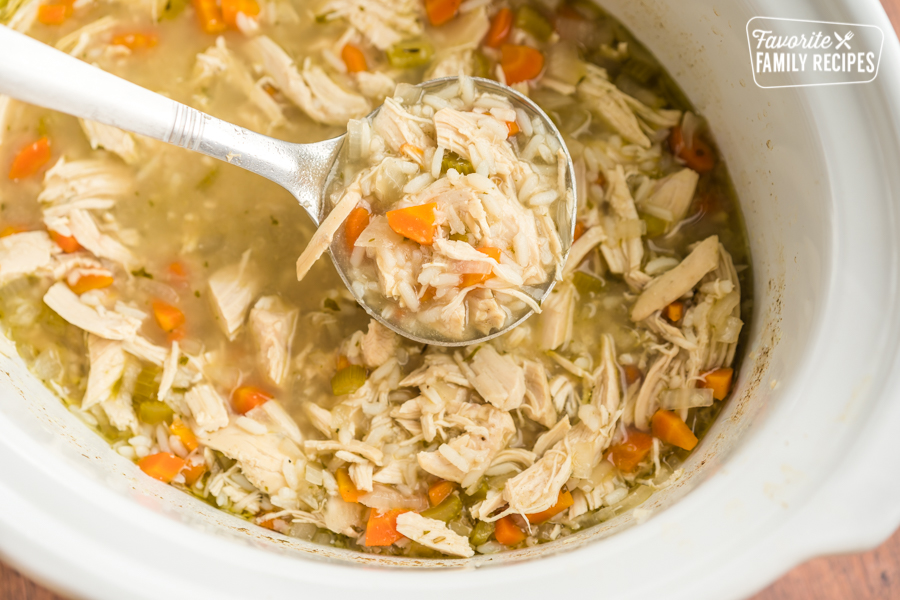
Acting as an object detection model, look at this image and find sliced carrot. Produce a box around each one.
[192,0,226,34]
[399,143,424,161]
[495,516,526,545]
[461,246,501,287]
[428,480,456,507]
[664,300,684,323]
[500,44,544,85]
[152,300,185,333]
[651,409,699,451]
[9,137,51,180]
[669,125,716,174]
[365,508,408,546]
[608,428,654,473]
[345,206,371,249]
[337,467,365,503]
[258,517,278,531]
[0,226,26,238]
[484,7,513,48]
[425,0,462,26]
[420,285,436,303]
[221,0,259,29]
[231,385,272,414]
[386,202,437,245]
[49,230,80,253]
[573,221,586,242]
[111,31,158,51]
[170,416,199,452]
[167,261,188,280]
[526,490,574,524]
[181,462,206,486]
[341,44,368,73]
[37,1,72,25]
[700,367,733,400]
[68,272,114,295]
[138,452,185,483]
[622,365,642,385]
[506,120,520,137]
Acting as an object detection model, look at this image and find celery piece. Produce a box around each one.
[515,6,553,42]
[641,214,668,238]
[469,520,495,546]
[331,365,367,396]
[572,271,604,296]
[441,151,475,175]
[386,41,435,69]
[420,494,462,523]
[138,400,174,425]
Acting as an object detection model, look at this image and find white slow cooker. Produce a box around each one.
[3,0,900,598]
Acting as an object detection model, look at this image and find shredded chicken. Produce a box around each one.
[0,231,53,286]
[249,296,298,387]
[208,250,261,340]
[395,512,474,557]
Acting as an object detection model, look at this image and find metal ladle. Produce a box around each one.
[0,26,576,346]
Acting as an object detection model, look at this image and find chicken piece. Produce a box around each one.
[303,440,384,466]
[360,319,399,368]
[539,282,574,351]
[590,335,621,415]
[468,288,506,336]
[43,282,142,340]
[55,15,118,56]
[373,98,434,154]
[184,383,229,433]
[501,439,572,516]
[316,0,422,50]
[355,71,396,103]
[641,169,699,224]
[194,37,284,130]
[247,36,370,126]
[79,119,140,165]
[522,360,556,429]
[0,231,53,286]
[64,209,136,269]
[39,158,132,216]
[631,349,676,431]
[532,415,570,457]
[101,359,140,434]
[562,226,605,277]
[600,166,647,289]
[395,512,474,558]
[349,462,374,492]
[427,6,490,53]
[577,65,651,148]
[324,495,363,536]
[207,251,261,340]
[259,400,304,445]
[295,179,361,282]
[417,402,515,488]
[427,50,476,79]
[0,96,21,145]
[433,107,521,178]
[158,341,180,402]
[83,335,127,411]
[631,235,719,322]
[464,345,525,411]
[198,422,305,494]
[249,296,298,387]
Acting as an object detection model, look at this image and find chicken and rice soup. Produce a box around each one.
[0,0,751,558]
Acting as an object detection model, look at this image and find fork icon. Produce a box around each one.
[834,31,854,50]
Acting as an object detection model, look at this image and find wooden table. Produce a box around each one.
[4,1,900,598]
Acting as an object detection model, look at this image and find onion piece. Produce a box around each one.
[659,387,714,410]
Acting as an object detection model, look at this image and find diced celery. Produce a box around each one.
[573,271,604,296]
[469,520,495,546]
[641,214,668,238]
[515,6,553,42]
[473,50,492,79]
[386,41,435,69]
[138,400,174,425]
[441,151,475,175]
[331,365,366,396]
[133,364,161,405]
[420,494,462,522]
[449,232,469,242]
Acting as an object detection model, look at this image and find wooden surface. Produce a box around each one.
[4,2,900,599]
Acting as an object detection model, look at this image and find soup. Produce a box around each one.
[0,0,751,558]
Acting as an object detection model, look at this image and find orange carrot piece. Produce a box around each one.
[345,206,371,249]
[170,417,199,452]
[37,1,72,25]
[9,137,51,180]
[573,221,586,242]
[484,7,513,48]
[192,0,226,34]
[49,230,80,253]
[425,0,462,26]
[386,202,437,245]
[420,285,436,302]
[0,226,26,238]
[461,246,501,287]
[700,367,733,400]
[221,0,259,28]
[337,468,365,503]
[181,462,206,486]
[341,44,368,73]
[138,452,185,483]
[167,261,188,280]
[651,409,699,451]
[68,272,114,295]
[608,428,654,473]
[506,120,519,137]
[526,490,574,524]
[669,125,716,173]
[111,31,158,50]
[664,300,684,323]
[495,516,526,545]
[231,385,272,414]
[365,508,408,546]
[622,365,642,385]
[500,44,544,85]
[428,480,456,507]
[152,300,185,333]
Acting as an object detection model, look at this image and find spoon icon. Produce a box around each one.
[0,26,575,346]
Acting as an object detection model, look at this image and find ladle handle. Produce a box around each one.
[0,26,331,220]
